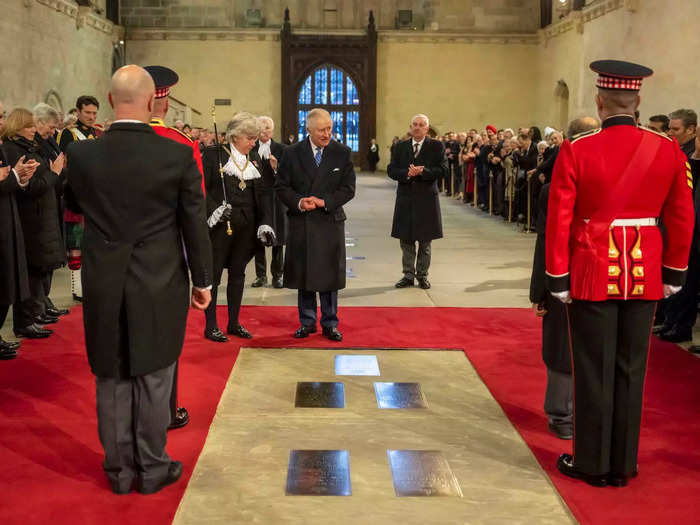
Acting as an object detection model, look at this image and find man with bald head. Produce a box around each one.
[65,65,213,495]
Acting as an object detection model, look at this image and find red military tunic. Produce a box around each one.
[545,115,694,301]
[149,118,205,195]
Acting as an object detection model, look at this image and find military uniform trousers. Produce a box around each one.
[567,299,656,476]
[204,219,257,331]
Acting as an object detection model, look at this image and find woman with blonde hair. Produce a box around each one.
[202,112,274,342]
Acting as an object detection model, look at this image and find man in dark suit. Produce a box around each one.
[275,108,356,342]
[65,65,212,495]
[252,116,287,289]
[388,114,446,290]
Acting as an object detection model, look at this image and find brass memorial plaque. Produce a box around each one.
[294,382,345,408]
[387,450,463,497]
[285,450,352,496]
[334,355,380,376]
[374,382,428,409]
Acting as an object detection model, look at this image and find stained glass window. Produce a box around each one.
[297,64,360,152]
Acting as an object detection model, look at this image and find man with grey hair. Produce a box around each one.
[388,114,446,289]
[252,115,287,289]
[275,108,356,341]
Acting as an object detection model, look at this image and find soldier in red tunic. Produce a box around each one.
[545,60,694,487]
[144,65,206,431]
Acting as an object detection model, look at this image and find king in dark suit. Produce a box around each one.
[64,66,213,495]
[388,114,446,290]
[275,108,356,341]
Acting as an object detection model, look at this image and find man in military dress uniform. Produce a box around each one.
[545,60,694,487]
[143,65,203,431]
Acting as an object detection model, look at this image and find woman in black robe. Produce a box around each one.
[366,138,379,172]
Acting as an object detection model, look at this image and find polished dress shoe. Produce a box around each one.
[659,327,692,343]
[294,325,317,338]
[72,294,83,302]
[228,324,252,339]
[168,407,189,430]
[47,307,69,316]
[251,276,267,288]
[557,454,607,487]
[608,469,638,487]
[689,345,700,354]
[417,277,431,290]
[0,338,20,351]
[138,461,183,495]
[272,277,284,289]
[204,327,228,343]
[322,326,343,342]
[395,277,414,288]
[0,346,18,360]
[548,422,573,440]
[35,314,59,325]
[651,324,670,336]
[14,324,52,339]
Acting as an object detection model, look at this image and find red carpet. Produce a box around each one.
[1,305,699,524]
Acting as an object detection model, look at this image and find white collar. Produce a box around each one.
[222,144,262,181]
[258,140,272,159]
[309,139,324,153]
[112,119,144,124]
[412,137,425,146]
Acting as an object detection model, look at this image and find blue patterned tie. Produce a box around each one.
[314,147,322,167]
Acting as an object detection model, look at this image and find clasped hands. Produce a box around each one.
[407,164,424,178]
[300,196,325,211]
[1,155,41,185]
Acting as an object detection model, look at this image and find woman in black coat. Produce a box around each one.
[1,108,66,337]
[203,112,273,342]
[366,138,380,172]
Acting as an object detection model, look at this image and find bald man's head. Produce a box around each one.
[108,65,156,122]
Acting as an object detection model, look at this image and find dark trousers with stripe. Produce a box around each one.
[567,299,656,476]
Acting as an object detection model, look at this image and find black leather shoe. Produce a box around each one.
[204,328,228,343]
[47,307,69,316]
[14,324,52,339]
[557,454,608,487]
[294,325,317,338]
[652,324,670,336]
[608,469,638,487]
[548,422,573,440]
[227,324,252,339]
[168,407,189,430]
[0,338,20,351]
[322,326,343,342]
[272,277,284,289]
[72,294,83,302]
[0,347,18,360]
[417,277,431,289]
[109,479,134,495]
[138,461,183,495]
[395,277,414,288]
[35,314,59,325]
[689,345,700,354]
[251,276,267,288]
[659,327,692,343]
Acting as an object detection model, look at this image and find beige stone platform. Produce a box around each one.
[173,348,574,525]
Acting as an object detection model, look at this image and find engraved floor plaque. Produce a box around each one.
[374,382,428,409]
[285,450,352,496]
[334,355,380,376]
[295,382,345,408]
[387,450,463,497]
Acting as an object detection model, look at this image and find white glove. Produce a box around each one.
[257,224,276,246]
[663,284,682,298]
[552,290,572,304]
[207,203,231,228]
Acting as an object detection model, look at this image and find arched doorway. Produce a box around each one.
[296,64,361,152]
[44,90,63,112]
[555,80,570,131]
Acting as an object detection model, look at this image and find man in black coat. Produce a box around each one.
[275,108,356,342]
[252,116,287,289]
[388,114,446,290]
[65,66,212,495]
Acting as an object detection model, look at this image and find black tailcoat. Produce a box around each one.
[253,139,287,245]
[387,138,446,241]
[0,149,30,305]
[65,122,212,378]
[275,138,356,292]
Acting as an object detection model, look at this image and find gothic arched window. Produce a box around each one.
[297,65,360,151]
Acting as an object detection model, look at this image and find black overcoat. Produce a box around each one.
[65,122,212,378]
[387,138,446,241]
[0,149,30,305]
[1,137,65,271]
[253,139,287,245]
[529,184,571,374]
[275,138,356,292]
